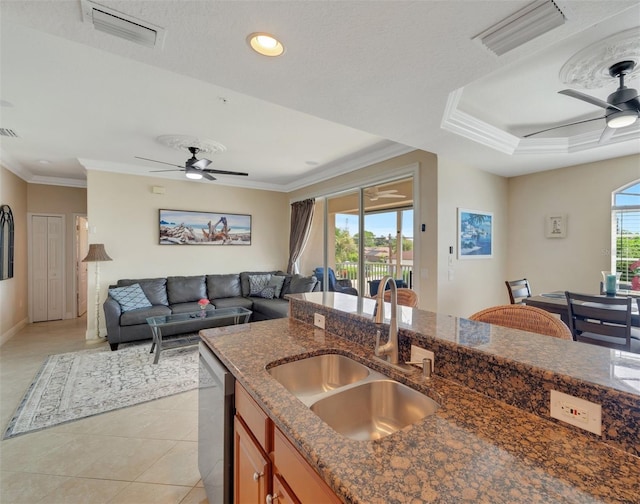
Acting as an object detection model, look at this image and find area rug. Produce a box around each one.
[3,341,199,439]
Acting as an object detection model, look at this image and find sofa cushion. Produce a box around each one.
[240,271,278,296]
[250,298,289,319]
[207,274,242,299]
[120,304,171,326]
[167,276,206,304]
[275,271,293,298]
[285,274,318,295]
[211,296,254,311]
[108,284,152,313]
[268,275,286,298]
[117,278,168,306]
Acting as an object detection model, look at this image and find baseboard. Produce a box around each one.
[0,317,29,347]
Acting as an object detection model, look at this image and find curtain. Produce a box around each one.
[287,198,315,274]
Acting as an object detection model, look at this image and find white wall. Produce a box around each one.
[437,157,509,318]
[86,170,290,338]
[0,166,28,344]
[507,154,640,296]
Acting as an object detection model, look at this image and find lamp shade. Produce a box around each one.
[82,243,113,262]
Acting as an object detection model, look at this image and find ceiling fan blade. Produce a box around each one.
[558,89,622,111]
[203,168,249,177]
[149,169,185,173]
[135,156,182,168]
[598,125,615,144]
[191,158,212,170]
[202,172,216,181]
[523,116,604,138]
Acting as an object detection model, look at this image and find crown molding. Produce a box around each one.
[443,87,640,156]
[79,141,414,194]
[29,175,87,188]
[281,141,414,192]
[0,149,33,182]
[441,88,520,155]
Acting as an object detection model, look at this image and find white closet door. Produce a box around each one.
[31,216,48,322]
[31,215,64,322]
[47,217,63,320]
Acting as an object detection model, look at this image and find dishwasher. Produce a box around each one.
[198,341,234,504]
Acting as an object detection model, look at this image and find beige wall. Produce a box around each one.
[27,184,87,319]
[507,154,640,296]
[436,157,509,318]
[289,150,439,311]
[0,167,28,344]
[86,170,290,338]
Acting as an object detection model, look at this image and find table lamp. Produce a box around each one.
[82,243,112,338]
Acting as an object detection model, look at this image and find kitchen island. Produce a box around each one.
[200,292,640,503]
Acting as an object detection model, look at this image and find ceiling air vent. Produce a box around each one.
[81,0,166,50]
[473,0,565,56]
[0,128,19,138]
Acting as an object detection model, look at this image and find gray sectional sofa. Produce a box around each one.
[104,271,319,350]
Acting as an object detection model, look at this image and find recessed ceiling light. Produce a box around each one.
[38,159,51,165]
[247,32,285,57]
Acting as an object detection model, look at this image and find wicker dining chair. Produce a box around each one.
[383,288,419,308]
[469,304,572,339]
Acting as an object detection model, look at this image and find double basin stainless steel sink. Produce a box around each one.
[267,353,439,441]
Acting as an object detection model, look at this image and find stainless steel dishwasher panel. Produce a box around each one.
[198,342,234,504]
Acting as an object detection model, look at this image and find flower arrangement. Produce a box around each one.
[630,261,640,291]
[198,298,210,310]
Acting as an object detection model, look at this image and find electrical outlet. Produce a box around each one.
[314,313,325,329]
[410,345,435,373]
[550,390,601,435]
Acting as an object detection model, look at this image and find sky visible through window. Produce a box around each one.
[336,210,414,239]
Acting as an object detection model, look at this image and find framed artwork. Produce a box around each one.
[545,214,566,238]
[159,209,251,245]
[458,208,493,259]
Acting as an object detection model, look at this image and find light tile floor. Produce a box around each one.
[0,317,208,504]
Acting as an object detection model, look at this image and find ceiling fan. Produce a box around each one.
[525,60,640,143]
[135,146,249,181]
[364,187,406,201]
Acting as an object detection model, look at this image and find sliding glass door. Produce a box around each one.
[310,177,413,297]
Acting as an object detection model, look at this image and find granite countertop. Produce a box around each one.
[201,314,640,503]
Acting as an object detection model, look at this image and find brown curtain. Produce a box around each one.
[287,198,315,274]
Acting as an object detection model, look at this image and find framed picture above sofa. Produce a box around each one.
[159,209,251,245]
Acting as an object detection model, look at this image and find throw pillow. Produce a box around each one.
[256,286,276,299]
[249,274,272,296]
[108,283,152,312]
[268,275,286,298]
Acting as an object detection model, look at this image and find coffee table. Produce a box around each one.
[147,307,252,364]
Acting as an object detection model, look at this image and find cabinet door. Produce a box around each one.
[270,474,299,504]
[273,428,341,503]
[234,416,270,504]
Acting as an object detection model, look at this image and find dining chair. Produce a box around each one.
[505,278,532,304]
[469,304,572,339]
[564,291,640,352]
[384,288,419,308]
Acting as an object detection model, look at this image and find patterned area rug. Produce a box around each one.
[3,341,199,439]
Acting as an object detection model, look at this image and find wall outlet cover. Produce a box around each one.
[410,345,435,372]
[313,313,325,329]
[550,390,602,435]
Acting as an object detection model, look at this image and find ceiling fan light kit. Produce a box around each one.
[526,60,639,140]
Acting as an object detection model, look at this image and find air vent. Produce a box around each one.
[81,0,165,50]
[0,128,19,138]
[473,0,565,56]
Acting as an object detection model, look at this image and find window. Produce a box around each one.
[613,181,640,287]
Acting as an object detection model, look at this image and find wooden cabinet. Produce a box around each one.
[234,382,341,504]
[234,416,270,504]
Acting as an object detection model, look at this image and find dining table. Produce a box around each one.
[524,291,640,327]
